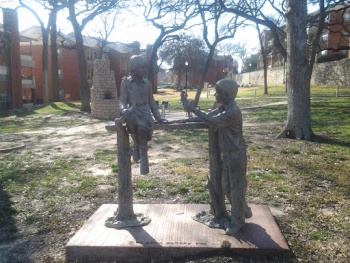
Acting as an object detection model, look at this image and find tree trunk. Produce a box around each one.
[148,42,160,93]
[256,24,268,94]
[278,0,313,140]
[177,68,181,89]
[42,31,49,104]
[68,2,91,112]
[193,48,215,105]
[50,9,60,102]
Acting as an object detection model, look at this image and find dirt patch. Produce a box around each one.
[1,113,349,263]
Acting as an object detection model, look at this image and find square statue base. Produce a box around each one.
[66,204,289,262]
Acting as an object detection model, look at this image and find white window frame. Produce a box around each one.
[58,69,63,79]
[321,33,328,41]
[0,65,8,81]
[57,48,62,59]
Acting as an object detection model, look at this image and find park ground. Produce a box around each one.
[0,85,349,262]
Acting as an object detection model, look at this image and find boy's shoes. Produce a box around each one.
[225,223,244,235]
[140,157,149,175]
[245,206,252,218]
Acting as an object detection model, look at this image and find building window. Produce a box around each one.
[321,50,328,56]
[58,69,63,79]
[87,70,93,80]
[321,33,328,41]
[344,13,350,22]
[0,45,8,55]
[0,65,8,81]
[57,48,62,59]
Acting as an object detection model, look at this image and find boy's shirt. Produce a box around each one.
[208,101,246,153]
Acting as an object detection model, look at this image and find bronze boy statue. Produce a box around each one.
[181,78,252,234]
[120,55,163,175]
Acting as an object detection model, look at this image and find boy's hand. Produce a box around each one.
[121,108,128,116]
[183,99,196,112]
[180,91,195,112]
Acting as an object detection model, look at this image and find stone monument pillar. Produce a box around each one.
[91,59,120,120]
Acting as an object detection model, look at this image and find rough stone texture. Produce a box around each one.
[313,58,350,87]
[91,59,120,120]
[237,58,350,87]
[66,204,289,262]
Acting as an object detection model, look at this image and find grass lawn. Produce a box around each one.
[0,85,349,262]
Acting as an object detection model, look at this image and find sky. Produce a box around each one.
[0,2,161,47]
[0,1,261,68]
[11,3,259,47]
[15,5,166,48]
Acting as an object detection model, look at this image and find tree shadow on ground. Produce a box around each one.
[50,102,82,115]
[0,180,31,262]
[0,102,81,118]
[311,134,350,148]
[0,180,18,242]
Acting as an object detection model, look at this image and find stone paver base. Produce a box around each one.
[66,204,289,262]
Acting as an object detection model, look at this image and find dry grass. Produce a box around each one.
[0,90,349,262]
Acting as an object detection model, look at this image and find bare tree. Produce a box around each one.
[138,0,197,93]
[193,0,244,106]
[219,0,350,140]
[256,23,269,94]
[88,12,119,59]
[65,0,121,112]
[158,33,205,88]
[15,0,65,103]
[49,0,65,102]
[216,42,241,78]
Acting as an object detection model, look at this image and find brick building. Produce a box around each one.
[317,4,350,59]
[20,26,153,103]
[0,8,36,110]
[1,9,229,109]
[257,3,350,69]
[176,53,238,89]
[257,28,286,70]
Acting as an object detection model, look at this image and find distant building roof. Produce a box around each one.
[19,25,42,41]
[19,25,142,54]
[0,23,36,42]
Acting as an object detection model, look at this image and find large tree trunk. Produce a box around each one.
[42,31,49,104]
[256,24,268,95]
[177,68,181,89]
[68,2,91,112]
[50,9,60,102]
[193,48,215,105]
[148,41,160,93]
[278,0,313,140]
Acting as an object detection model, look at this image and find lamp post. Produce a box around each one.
[249,63,251,84]
[185,61,188,93]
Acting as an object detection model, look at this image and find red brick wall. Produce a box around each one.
[22,40,158,103]
[58,47,80,101]
[29,45,44,103]
[327,11,350,56]
[0,43,12,107]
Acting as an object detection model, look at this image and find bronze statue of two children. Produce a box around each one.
[119,55,251,234]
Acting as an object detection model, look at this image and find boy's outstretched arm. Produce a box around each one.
[181,93,216,127]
